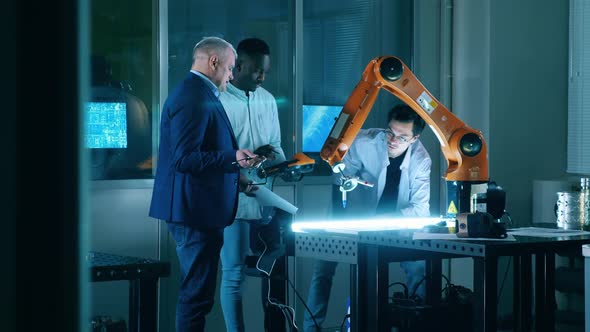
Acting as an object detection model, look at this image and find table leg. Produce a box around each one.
[357,244,370,331]
[522,254,533,331]
[585,255,590,332]
[473,257,498,332]
[425,258,442,305]
[350,264,357,332]
[546,253,556,332]
[359,244,388,331]
[377,255,388,332]
[513,255,521,331]
[535,252,556,332]
[129,278,158,332]
[535,254,547,332]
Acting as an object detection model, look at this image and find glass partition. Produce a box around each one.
[167,0,295,159]
[85,0,157,329]
[301,0,413,174]
[87,0,156,180]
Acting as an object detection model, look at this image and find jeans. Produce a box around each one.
[303,260,425,332]
[220,219,251,332]
[167,223,224,332]
[400,260,426,299]
[303,260,338,332]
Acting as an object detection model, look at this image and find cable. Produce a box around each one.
[439,274,452,298]
[256,232,298,331]
[497,257,512,305]
[409,275,428,300]
[280,304,296,332]
[409,273,452,300]
[255,232,276,277]
[267,292,296,332]
[440,274,451,286]
[265,279,298,331]
[253,228,319,331]
[388,281,409,298]
[340,313,351,332]
[286,278,321,330]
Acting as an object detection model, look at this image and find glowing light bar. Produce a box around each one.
[291,217,455,234]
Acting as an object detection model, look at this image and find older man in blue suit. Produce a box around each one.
[149,36,261,332]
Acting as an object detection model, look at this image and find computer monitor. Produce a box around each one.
[84,101,128,149]
[302,104,342,152]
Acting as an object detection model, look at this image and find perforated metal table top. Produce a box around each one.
[358,231,488,257]
[294,227,590,264]
[294,232,359,264]
[87,251,170,282]
[294,230,488,265]
[358,229,590,257]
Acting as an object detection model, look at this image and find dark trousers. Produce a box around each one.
[167,223,224,332]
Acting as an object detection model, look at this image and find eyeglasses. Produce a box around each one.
[383,129,413,144]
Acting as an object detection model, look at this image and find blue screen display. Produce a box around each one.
[84,102,128,149]
[302,105,342,152]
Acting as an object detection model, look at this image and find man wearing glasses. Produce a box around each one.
[304,104,431,332]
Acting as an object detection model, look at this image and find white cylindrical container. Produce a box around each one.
[556,191,590,230]
[532,180,572,224]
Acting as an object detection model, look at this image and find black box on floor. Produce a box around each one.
[90,316,127,332]
[388,301,472,332]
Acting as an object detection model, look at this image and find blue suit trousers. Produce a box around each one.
[167,223,224,332]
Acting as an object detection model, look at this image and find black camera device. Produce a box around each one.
[456,212,507,238]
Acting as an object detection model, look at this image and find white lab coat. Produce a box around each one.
[220,83,286,220]
[333,128,431,217]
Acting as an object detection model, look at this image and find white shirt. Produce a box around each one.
[189,70,219,98]
[220,82,286,220]
[334,128,431,217]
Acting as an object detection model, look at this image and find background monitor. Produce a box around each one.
[84,101,128,149]
[302,104,342,152]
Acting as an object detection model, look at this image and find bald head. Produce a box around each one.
[191,37,237,92]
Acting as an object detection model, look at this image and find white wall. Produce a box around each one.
[454,0,569,226]
[414,0,445,216]
[452,0,569,320]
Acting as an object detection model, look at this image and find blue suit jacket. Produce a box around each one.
[149,73,240,229]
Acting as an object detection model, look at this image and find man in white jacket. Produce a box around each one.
[219,38,286,332]
[304,104,431,332]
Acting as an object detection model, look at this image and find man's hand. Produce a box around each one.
[236,149,262,168]
[253,144,277,161]
[238,173,259,194]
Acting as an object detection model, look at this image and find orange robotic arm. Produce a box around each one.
[320,56,488,182]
